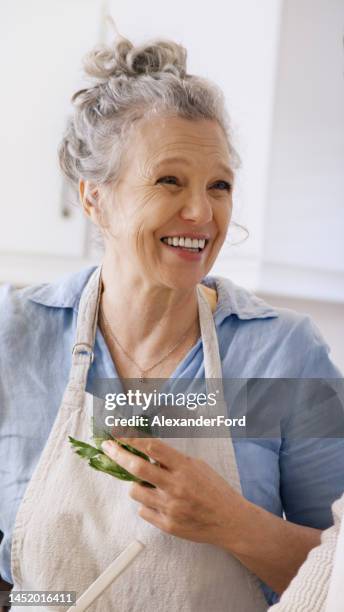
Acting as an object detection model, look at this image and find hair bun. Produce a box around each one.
[82,37,188,84]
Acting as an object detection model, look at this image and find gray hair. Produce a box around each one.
[58,35,240,190]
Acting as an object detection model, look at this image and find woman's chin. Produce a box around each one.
[160,269,208,291]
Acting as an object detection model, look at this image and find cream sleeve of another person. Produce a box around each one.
[268,492,344,612]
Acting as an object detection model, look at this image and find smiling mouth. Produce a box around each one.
[160,237,209,253]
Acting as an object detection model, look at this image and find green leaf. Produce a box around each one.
[68,436,103,458]
[116,440,150,461]
[68,429,156,487]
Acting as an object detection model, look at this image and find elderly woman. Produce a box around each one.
[0,35,343,611]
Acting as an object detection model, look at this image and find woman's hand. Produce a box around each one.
[101,436,322,595]
[101,436,246,547]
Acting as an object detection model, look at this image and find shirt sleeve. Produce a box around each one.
[0,284,14,584]
[279,315,344,529]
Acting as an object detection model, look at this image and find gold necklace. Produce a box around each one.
[99,304,198,382]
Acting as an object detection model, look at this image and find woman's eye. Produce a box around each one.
[212,180,232,192]
[156,177,231,191]
[156,176,179,185]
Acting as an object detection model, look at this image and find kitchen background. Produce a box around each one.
[1,0,343,370]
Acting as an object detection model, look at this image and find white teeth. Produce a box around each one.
[162,236,208,250]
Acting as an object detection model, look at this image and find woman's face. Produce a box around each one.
[97,114,234,289]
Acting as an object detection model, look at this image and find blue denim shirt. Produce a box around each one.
[0,265,343,605]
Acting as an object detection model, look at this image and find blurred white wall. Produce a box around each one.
[263,0,344,273]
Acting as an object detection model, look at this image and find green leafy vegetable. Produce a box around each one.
[68,425,155,488]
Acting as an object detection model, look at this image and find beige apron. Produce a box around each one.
[10,266,268,611]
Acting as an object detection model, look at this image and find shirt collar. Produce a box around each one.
[27,265,98,311]
[28,265,279,321]
[202,274,279,321]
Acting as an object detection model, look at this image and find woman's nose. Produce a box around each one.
[179,190,213,225]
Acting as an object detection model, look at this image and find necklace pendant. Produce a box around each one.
[139,374,145,383]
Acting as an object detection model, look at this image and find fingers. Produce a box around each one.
[138,502,177,536]
[130,481,162,511]
[113,436,187,470]
[138,505,165,530]
[101,440,170,489]
[131,487,173,534]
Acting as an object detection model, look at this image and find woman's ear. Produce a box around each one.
[79,179,100,223]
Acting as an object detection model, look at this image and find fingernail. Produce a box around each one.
[101,441,114,453]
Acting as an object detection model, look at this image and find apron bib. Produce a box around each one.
[10,266,268,611]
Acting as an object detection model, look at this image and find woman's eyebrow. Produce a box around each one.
[154,157,233,178]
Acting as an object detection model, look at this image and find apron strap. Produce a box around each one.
[66,266,103,397]
[196,285,223,379]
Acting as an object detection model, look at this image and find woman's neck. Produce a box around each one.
[99,262,216,365]
[100,277,197,363]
